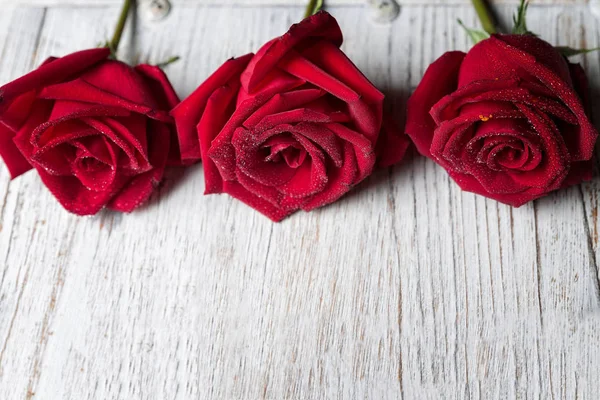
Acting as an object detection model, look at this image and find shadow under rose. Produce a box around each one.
[588,71,600,176]
[144,163,203,211]
[89,164,201,229]
[570,52,600,209]
[337,148,419,210]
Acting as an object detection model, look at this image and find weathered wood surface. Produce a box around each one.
[0,2,599,399]
[1,0,592,7]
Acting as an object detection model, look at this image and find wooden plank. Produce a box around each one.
[0,7,49,400]
[0,2,598,400]
[0,0,591,7]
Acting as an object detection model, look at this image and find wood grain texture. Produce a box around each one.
[0,2,599,400]
[1,0,592,7]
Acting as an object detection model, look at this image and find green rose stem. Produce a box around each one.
[304,0,323,19]
[109,0,132,54]
[471,0,496,34]
[157,55,181,68]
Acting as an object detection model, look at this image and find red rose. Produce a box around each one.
[172,12,409,221]
[0,48,181,215]
[406,34,598,206]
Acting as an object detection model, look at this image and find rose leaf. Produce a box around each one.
[457,19,490,45]
[555,46,600,58]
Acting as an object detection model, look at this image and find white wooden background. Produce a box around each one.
[1,1,600,399]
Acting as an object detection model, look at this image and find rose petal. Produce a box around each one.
[0,123,33,178]
[29,120,96,176]
[233,127,297,187]
[0,48,110,114]
[240,11,343,92]
[302,141,357,211]
[558,61,596,162]
[461,105,568,196]
[223,180,294,222]
[254,108,335,132]
[431,80,578,125]
[72,136,118,192]
[108,120,171,212]
[375,115,410,168]
[277,158,321,198]
[39,174,120,215]
[405,51,466,157]
[292,122,343,167]
[0,92,41,178]
[448,169,553,207]
[135,65,181,110]
[432,102,523,172]
[466,119,542,172]
[278,51,360,103]
[242,88,324,129]
[39,79,169,121]
[82,117,150,173]
[458,34,572,88]
[199,82,240,194]
[171,54,253,161]
[78,60,159,110]
[302,40,384,106]
[27,100,130,150]
[430,78,517,124]
[135,65,182,166]
[209,92,298,181]
[235,167,285,207]
[327,123,375,182]
[507,104,568,190]
[0,90,38,132]
[106,114,149,162]
[278,133,328,198]
[236,69,304,106]
[482,36,597,160]
[301,40,384,141]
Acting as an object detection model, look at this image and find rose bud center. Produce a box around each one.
[262,133,308,168]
